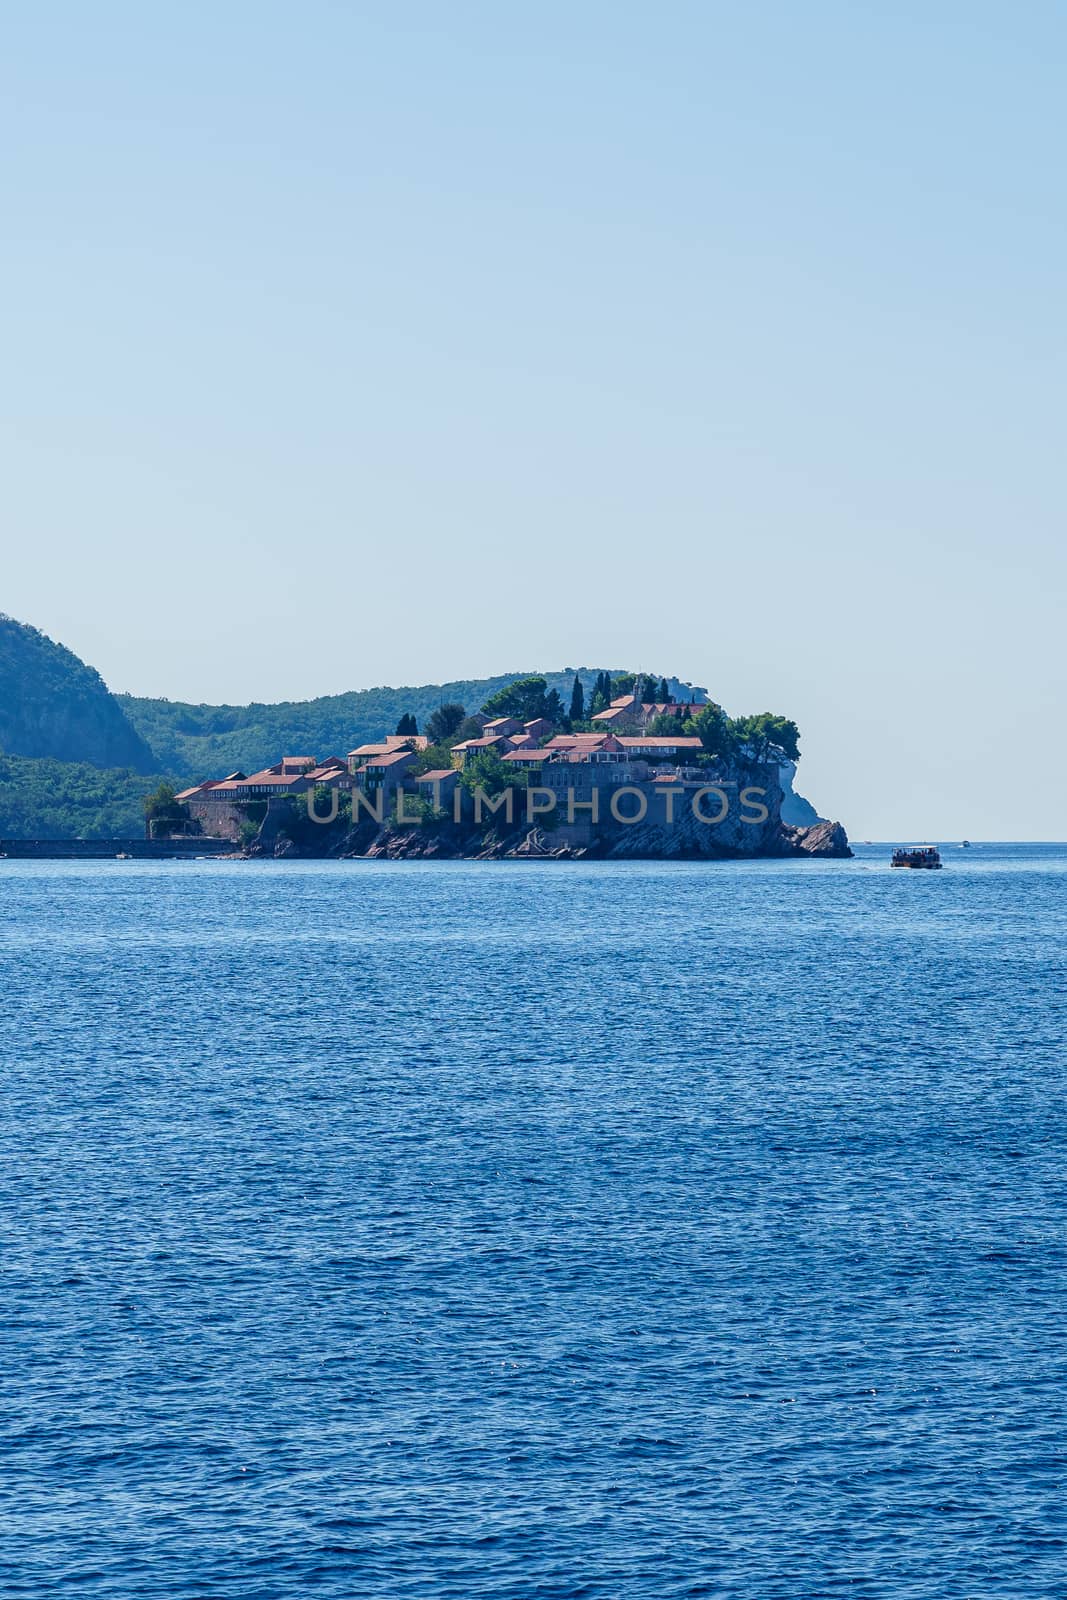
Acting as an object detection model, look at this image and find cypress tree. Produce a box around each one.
[569,674,585,724]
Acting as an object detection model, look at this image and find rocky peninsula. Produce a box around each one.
[162,672,852,863]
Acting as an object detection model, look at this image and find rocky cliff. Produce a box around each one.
[257,815,851,862]
[333,817,850,861]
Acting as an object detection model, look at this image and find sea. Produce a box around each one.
[0,844,1063,1598]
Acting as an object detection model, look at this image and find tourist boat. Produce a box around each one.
[891,845,942,869]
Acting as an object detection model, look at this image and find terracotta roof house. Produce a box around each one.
[501,748,558,768]
[590,694,644,730]
[353,749,418,797]
[483,716,522,737]
[307,759,351,787]
[415,768,458,784]
[546,732,622,753]
[616,736,703,756]
[174,770,247,804]
[358,750,417,773]
[414,768,460,802]
[227,765,316,797]
[347,735,427,774]
[593,700,706,731]
[450,734,516,768]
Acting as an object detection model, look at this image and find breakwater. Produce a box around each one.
[0,838,234,860]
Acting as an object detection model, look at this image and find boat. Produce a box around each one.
[891,845,942,869]
[961,840,972,848]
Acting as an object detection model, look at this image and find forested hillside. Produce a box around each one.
[0,754,170,839]
[0,615,156,771]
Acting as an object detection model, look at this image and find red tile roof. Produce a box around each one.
[347,735,427,758]
[364,750,415,768]
[617,736,703,749]
[452,735,506,751]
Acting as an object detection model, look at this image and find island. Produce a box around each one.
[156,673,851,862]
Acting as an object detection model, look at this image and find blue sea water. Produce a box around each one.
[0,844,1064,1598]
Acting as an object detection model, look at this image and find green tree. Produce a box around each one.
[412,741,458,774]
[390,792,441,827]
[686,703,737,760]
[459,748,525,798]
[657,677,672,703]
[480,675,549,722]
[588,671,613,716]
[452,715,487,744]
[426,702,465,744]
[395,712,419,737]
[543,688,565,725]
[142,781,192,837]
[730,713,800,764]
[568,674,585,724]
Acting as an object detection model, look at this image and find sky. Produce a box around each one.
[2,2,1065,837]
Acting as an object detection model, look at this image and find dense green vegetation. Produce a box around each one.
[685,706,801,765]
[0,614,155,770]
[0,754,175,839]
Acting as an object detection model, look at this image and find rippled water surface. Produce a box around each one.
[1,845,1064,1597]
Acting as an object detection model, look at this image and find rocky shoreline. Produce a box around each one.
[252,816,851,862]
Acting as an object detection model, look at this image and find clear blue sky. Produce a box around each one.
[2,3,1064,837]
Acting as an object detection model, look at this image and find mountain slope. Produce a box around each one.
[0,615,156,771]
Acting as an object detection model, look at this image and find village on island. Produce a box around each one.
[154,673,849,860]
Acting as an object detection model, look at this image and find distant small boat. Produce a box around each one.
[891,845,942,869]
[961,840,972,848]
[115,852,132,860]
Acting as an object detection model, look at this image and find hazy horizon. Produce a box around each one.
[3,3,1064,839]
